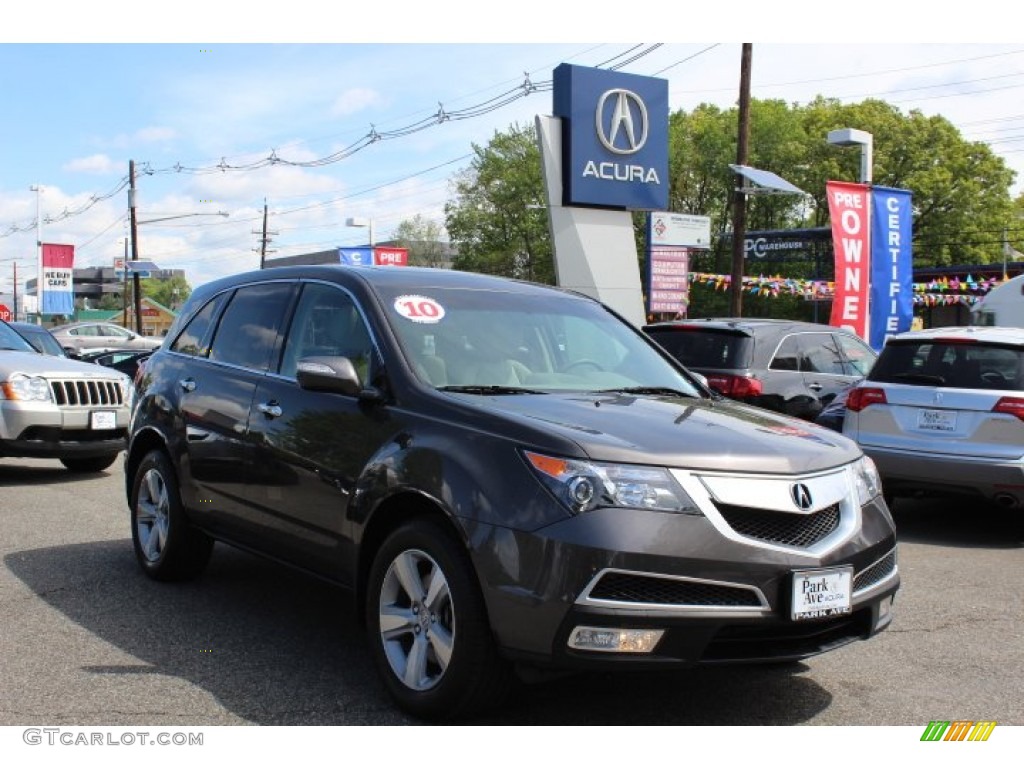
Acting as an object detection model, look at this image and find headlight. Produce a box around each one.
[853,455,882,504]
[523,450,700,515]
[120,377,135,408]
[0,374,52,402]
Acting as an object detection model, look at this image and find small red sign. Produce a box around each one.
[0,304,11,322]
[374,248,409,267]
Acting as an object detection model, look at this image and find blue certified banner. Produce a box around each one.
[338,248,373,266]
[869,187,913,351]
[553,63,668,211]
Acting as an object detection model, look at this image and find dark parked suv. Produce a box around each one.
[127,266,899,719]
[643,318,877,421]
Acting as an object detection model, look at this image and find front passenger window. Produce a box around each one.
[279,284,373,382]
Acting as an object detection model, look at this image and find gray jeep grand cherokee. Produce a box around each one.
[1,319,133,472]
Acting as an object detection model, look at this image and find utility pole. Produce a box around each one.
[729,43,753,317]
[12,262,17,321]
[254,198,277,268]
[129,160,142,334]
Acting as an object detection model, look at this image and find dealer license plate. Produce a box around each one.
[90,411,116,430]
[917,408,956,432]
[791,567,853,621]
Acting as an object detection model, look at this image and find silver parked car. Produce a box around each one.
[0,320,133,472]
[50,321,162,355]
[842,326,1024,508]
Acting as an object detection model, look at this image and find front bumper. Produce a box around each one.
[0,401,130,459]
[469,493,898,668]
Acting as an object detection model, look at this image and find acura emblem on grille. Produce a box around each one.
[790,483,813,511]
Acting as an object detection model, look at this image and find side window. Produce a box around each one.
[171,293,227,357]
[769,336,800,371]
[835,334,877,377]
[209,283,296,371]
[799,334,846,375]
[279,283,373,382]
[103,325,132,339]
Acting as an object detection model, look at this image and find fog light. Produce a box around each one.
[567,626,664,653]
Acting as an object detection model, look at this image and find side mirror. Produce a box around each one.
[296,356,362,396]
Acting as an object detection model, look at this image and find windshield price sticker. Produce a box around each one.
[791,567,852,621]
[394,295,445,324]
[917,408,957,432]
[90,411,116,430]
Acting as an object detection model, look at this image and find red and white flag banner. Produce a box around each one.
[826,181,871,340]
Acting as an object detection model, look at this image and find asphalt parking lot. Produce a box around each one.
[1,456,1021,726]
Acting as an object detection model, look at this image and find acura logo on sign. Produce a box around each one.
[595,89,648,154]
[790,483,813,511]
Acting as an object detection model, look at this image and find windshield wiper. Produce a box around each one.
[892,373,947,385]
[595,386,697,398]
[439,385,546,395]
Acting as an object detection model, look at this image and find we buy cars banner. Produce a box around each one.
[826,181,871,341]
[41,243,75,315]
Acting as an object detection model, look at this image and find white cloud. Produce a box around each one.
[331,88,383,117]
[134,126,178,143]
[63,154,119,174]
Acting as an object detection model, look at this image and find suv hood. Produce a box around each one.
[0,350,129,379]
[450,391,860,474]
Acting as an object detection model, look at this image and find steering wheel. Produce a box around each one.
[563,358,606,374]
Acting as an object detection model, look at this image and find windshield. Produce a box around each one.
[0,322,37,352]
[378,285,701,395]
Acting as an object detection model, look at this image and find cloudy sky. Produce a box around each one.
[1,3,1020,297]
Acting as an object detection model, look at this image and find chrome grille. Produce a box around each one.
[854,550,897,593]
[715,502,841,548]
[588,572,762,607]
[49,379,124,407]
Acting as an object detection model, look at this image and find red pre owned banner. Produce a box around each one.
[826,181,871,340]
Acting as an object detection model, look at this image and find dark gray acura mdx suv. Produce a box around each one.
[126,265,899,720]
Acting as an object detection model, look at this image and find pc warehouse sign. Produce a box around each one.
[553,63,668,210]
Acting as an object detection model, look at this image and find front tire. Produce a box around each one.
[61,454,119,473]
[130,449,212,581]
[366,519,511,720]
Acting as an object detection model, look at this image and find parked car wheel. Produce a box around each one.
[130,450,212,581]
[366,519,511,720]
[60,454,119,473]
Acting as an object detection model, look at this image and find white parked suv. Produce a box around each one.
[842,326,1024,507]
[0,320,134,472]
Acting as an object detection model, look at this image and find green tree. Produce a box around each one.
[443,99,1018,302]
[139,273,191,309]
[393,214,449,268]
[445,123,554,283]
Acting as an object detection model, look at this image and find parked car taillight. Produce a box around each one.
[846,387,888,412]
[992,396,1024,421]
[706,374,763,398]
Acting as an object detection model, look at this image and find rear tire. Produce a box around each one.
[130,449,212,581]
[61,454,119,473]
[365,518,511,721]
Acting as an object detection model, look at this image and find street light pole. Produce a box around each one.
[827,128,873,185]
[346,216,375,250]
[29,184,43,324]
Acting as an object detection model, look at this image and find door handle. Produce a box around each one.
[258,401,283,419]
[179,378,196,393]
[807,382,823,392]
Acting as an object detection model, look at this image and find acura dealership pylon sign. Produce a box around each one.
[553,63,668,210]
